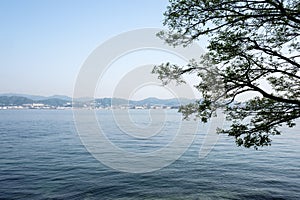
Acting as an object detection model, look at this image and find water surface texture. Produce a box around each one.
[0,110,299,199]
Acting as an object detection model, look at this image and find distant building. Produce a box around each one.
[32,103,44,107]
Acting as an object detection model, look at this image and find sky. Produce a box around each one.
[0,0,207,99]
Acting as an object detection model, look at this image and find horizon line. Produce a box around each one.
[0,93,196,101]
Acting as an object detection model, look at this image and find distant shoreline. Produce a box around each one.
[0,94,194,110]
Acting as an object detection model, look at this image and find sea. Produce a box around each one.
[0,109,299,200]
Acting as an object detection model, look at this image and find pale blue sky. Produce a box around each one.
[0,0,206,98]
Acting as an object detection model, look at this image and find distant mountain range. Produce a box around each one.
[0,93,72,101]
[0,95,70,107]
[0,94,195,108]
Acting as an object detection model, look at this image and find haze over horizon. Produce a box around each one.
[0,92,197,101]
[0,0,206,100]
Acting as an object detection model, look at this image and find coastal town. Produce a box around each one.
[0,103,178,110]
[0,95,184,110]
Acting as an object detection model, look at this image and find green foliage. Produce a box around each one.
[153,0,300,149]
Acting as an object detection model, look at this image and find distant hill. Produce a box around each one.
[48,95,71,101]
[0,96,33,106]
[37,98,69,107]
[0,93,71,101]
[96,97,128,106]
[0,94,196,107]
[96,97,194,107]
[0,93,48,101]
[0,96,68,107]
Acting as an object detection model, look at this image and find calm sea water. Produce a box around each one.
[0,110,299,200]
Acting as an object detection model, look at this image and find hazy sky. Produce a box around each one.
[0,0,206,99]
